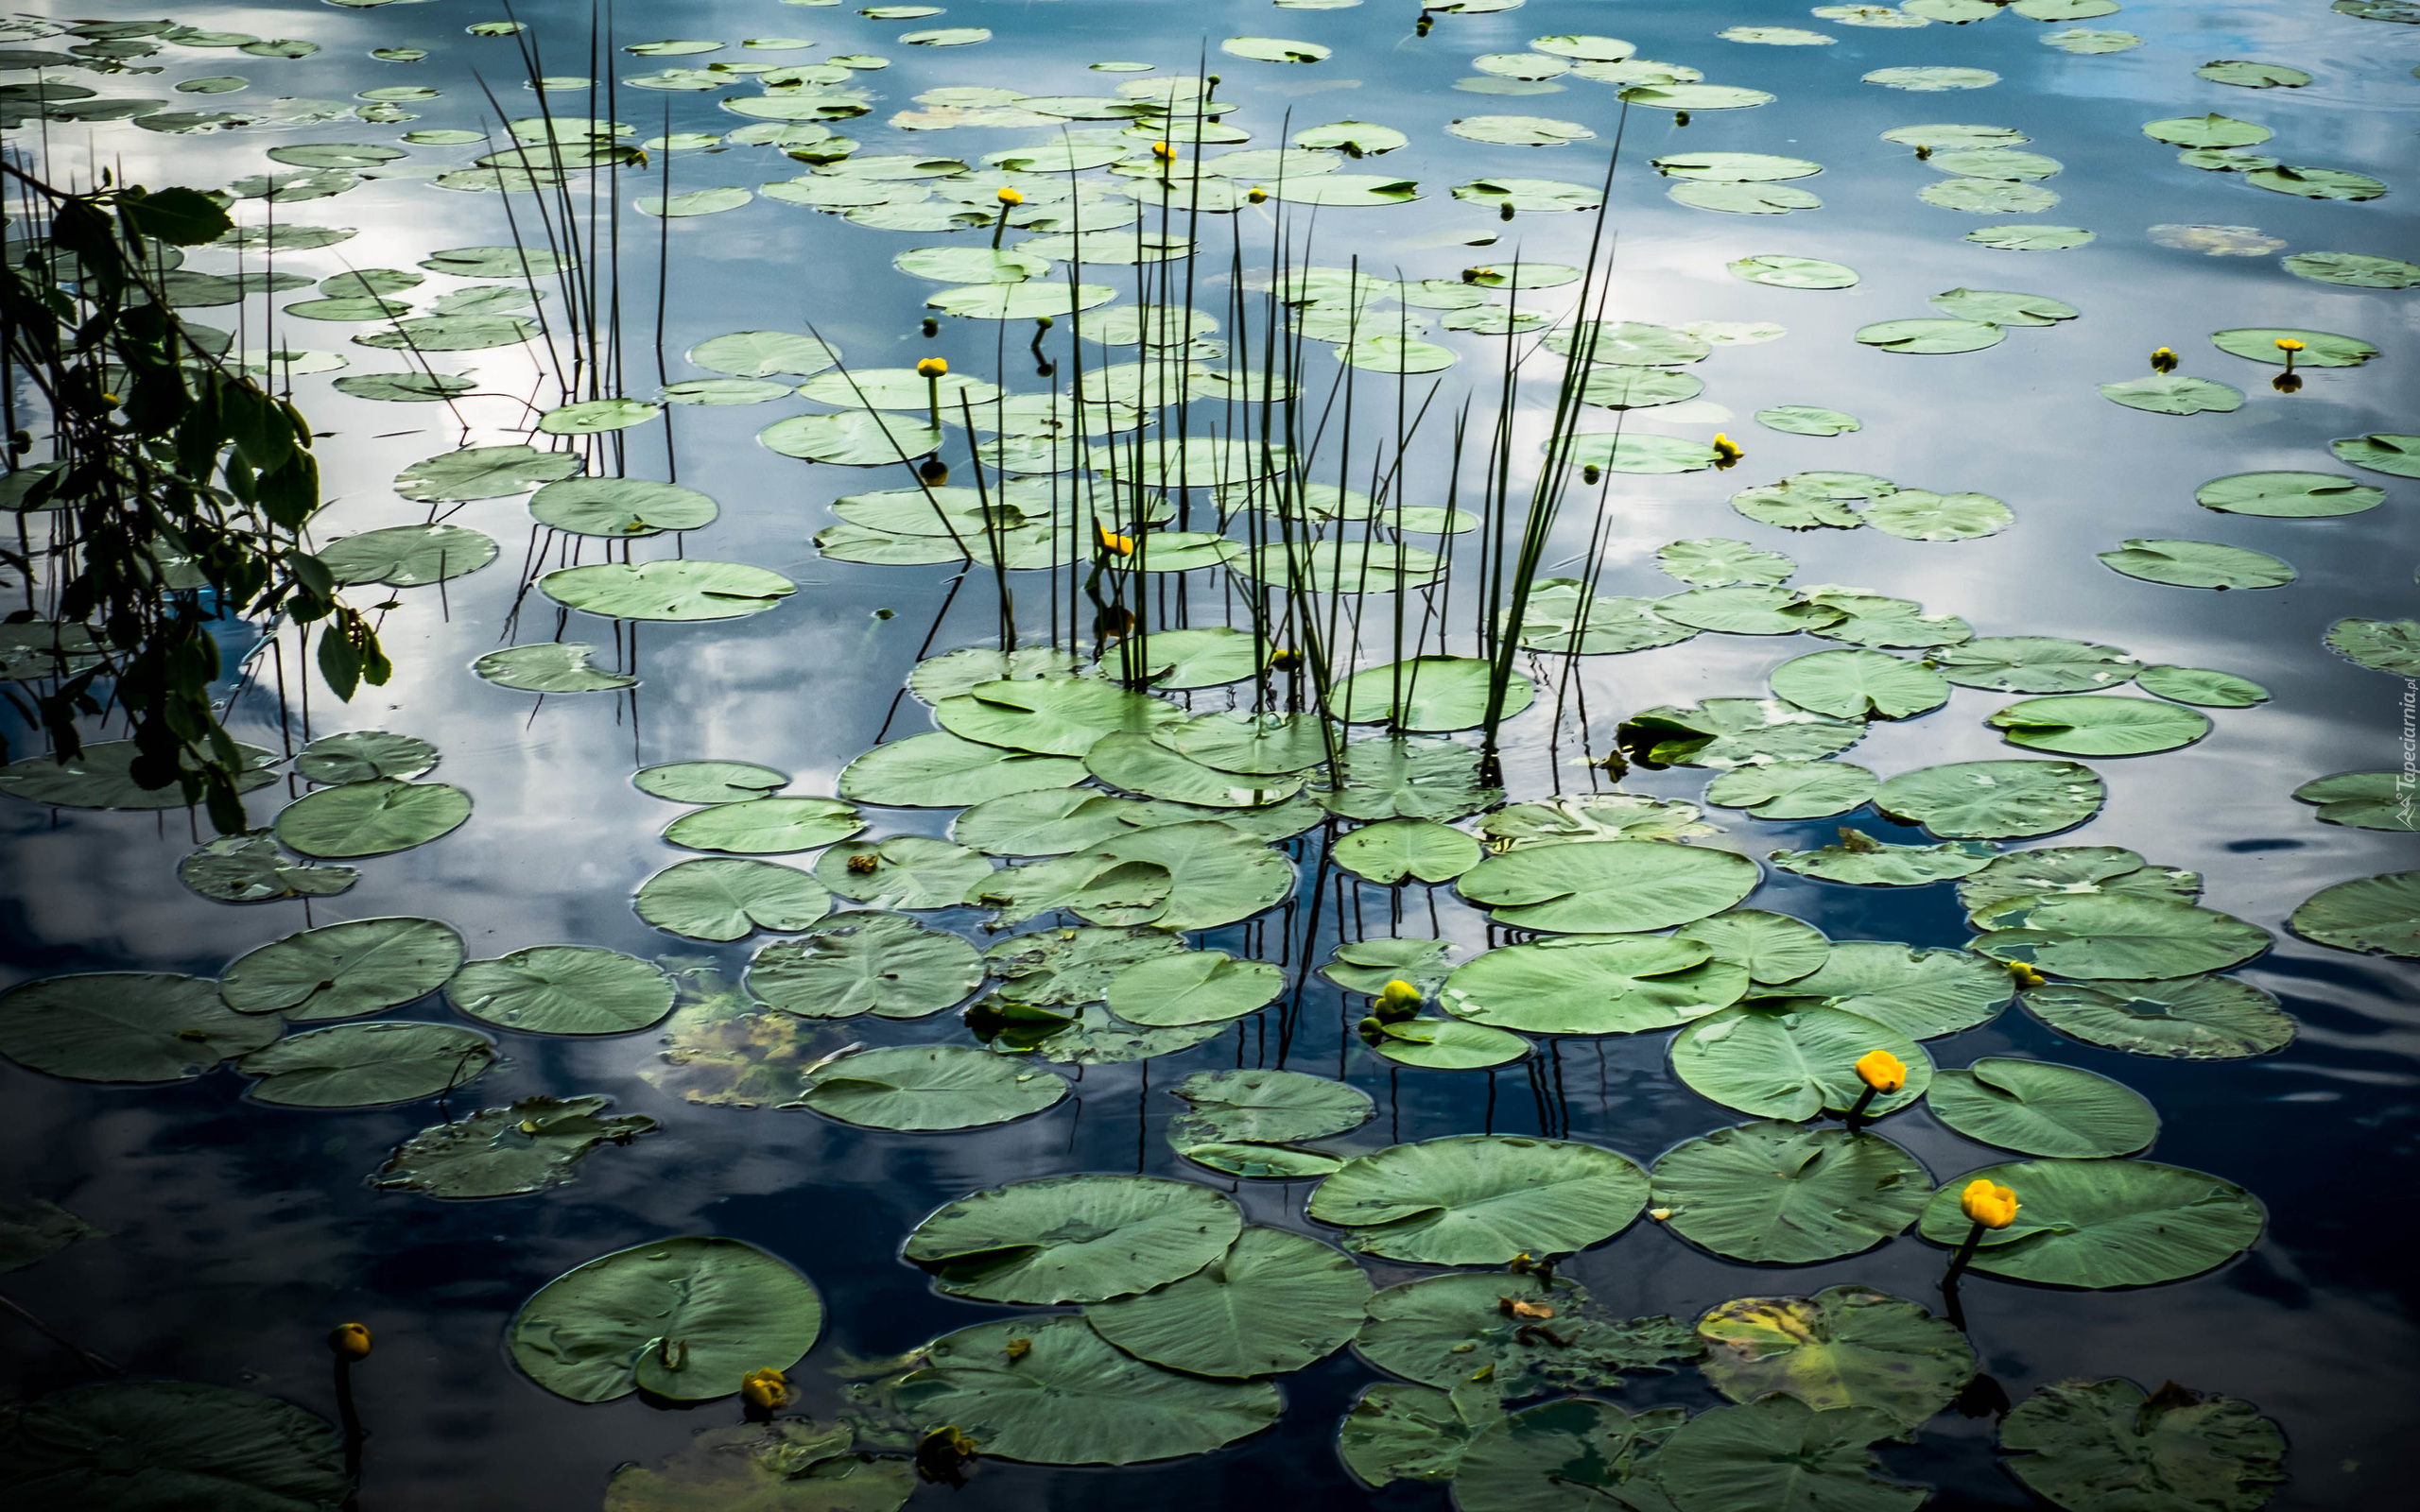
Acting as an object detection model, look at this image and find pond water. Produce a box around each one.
[3,0,2418,1508]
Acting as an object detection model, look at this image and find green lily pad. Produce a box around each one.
[1971,894,2271,978]
[1618,699,1866,770]
[449,947,674,1036]
[2290,871,2420,957]
[634,761,787,804]
[1927,1057,2157,1157]
[511,1236,821,1402]
[0,1383,349,1509]
[1357,1275,1685,1402]
[1340,1383,1492,1489]
[219,917,462,1022]
[1117,627,1262,689]
[1675,911,1832,987]
[598,1420,911,1509]
[749,912,984,1019]
[789,1043,1065,1130]
[1328,656,1532,732]
[1958,846,2201,919]
[1988,695,2213,756]
[2293,771,2420,832]
[2099,376,2245,416]
[1656,585,1846,635]
[840,731,1087,806]
[1330,817,1480,884]
[1932,638,2140,694]
[1919,1158,2264,1286]
[2210,327,2377,367]
[178,833,359,903]
[1756,405,1862,436]
[293,731,436,785]
[1313,738,1503,822]
[2134,665,2268,708]
[1457,840,1760,934]
[814,836,992,909]
[1506,581,1702,654]
[1672,1004,1933,1119]
[2246,164,2386,199]
[1087,1227,1371,1377]
[1441,936,1746,1035]
[1451,178,1604,214]
[760,409,941,464]
[1966,223,2094,250]
[1772,836,1999,887]
[1791,943,2012,1039]
[895,1316,1280,1464]
[1855,318,2006,354]
[1696,1286,1974,1429]
[1104,951,1284,1025]
[1579,367,1706,410]
[1875,760,2104,839]
[1706,762,1879,820]
[374,1094,656,1198]
[2332,433,2420,479]
[1307,1135,1648,1263]
[541,559,797,620]
[473,643,636,693]
[938,677,1183,757]
[1369,1018,1534,1071]
[904,1173,1241,1302]
[1670,180,1824,215]
[2194,471,2382,518]
[238,1021,495,1108]
[635,858,831,940]
[1772,650,1947,721]
[665,797,862,855]
[1654,1122,1931,1263]
[1619,83,1776,110]
[0,973,282,1083]
[1999,1376,2288,1512]
[395,443,579,502]
[1085,731,1303,808]
[318,524,498,586]
[1658,540,1795,589]
[1865,490,2014,541]
[2326,618,2420,675]
[2283,251,2420,288]
[2145,113,2272,148]
[275,779,472,858]
[689,330,840,377]
[1730,254,1858,289]
[1658,1394,1927,1512]
[1866,65,1999,91]
[530,478,718,537]
[1452,1397,1687,1512]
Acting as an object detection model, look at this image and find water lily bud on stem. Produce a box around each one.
[918,356,948,427]
[1416,14,1433,37]
[1094,521,1134,558]
[1582,463,1601,485]
[2005,961,2045,990]
[1711,434,1743,469]
[1841,1048,1905,1134]
[920,316,939,339]
[330,1323,373,1360]
[740,1367,791,1413]
[1942,1178,2019,1319]
[1151,140,1175,163]
[1246,184,1268,204]
[991,187,1022,248]
[1376,979,1423,1022]
[2150,347,2178,373]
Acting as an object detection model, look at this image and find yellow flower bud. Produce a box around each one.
[1960,1179,2019,1229]
[1855,1049,1906,1094]
[1093,521,1134,556]
[1711,434,1743,466]
[2273,337,2305,352]
[846,852,881,874]
[1377,979,1423,1015]
[1268,646,1301,669]
[2151,347,2179,373]
[329,1323,373,1360]
[1246,185,1268,203]
[916,356,948,378]
[1150,140,1175,162]
[2005,961,2046,990]
[740,1366,790,1410]
[995,187,1024,206]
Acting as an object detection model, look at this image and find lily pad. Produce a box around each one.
[318,524,498,586]
[895,1316,1279,1464]
[1865,490,2014,541]
[1087,1227,1372,1377]
[0,1383,349,1510]
[1307,1135,1648,1263]
[1966,223,2094,250]
[1653,1393,1928,1512]
[2246,164,2386,200]
[1971,894,2271,978]
[1676,910,1832,986]
[1918,1158,2264,1286]
[749,912,984,1019]
[2210,327,2376,367]
[239,1021,495,1108]
[636,859,831,940]
[2133,666,2268,708]
[295,730,437,784]
[1876,760,2104,839]
[541,560,796,620]
[2290,871,2420,958]
[1452,1397,1688,1512]
[1442,936,1746,1035]
[1654,1122,1931,1263]
[903,1173,1241,1303]
[275,779,471,858]
[1313,738,1503,823]
[1855,318,2006,354]
[1756,405,1862,437]
[1999,1377,2288,1512]
[1706,762,1879,820]
[938,677,1183,757]
[1085,731,1303,808]
[790,1044,1065,1130]
[1933,638,2139,694]
[665,797,862,855]
[1927,1058,2157,1158]
[374,1094,657,1197]
[473,643,636,693]
[1772,650,1948,721]
[1329,656,1532,732]
[1335,818,1484,885]
[1672,1004,1932,1119]
[1617,699,1865,770]
[449,947,674,1036]
[840,731,1087,806]
[220,917,462,1021]
[1105,951,1284,1025]
[1457,840,1759,934]
[2283,251,2420,288]
[1696,1286,1974,1429]
[2193,471,2382,518]
[2332,433,2420,479]
[0,973,281,1083]
[1792,943,2012,1039]
[815,836,992,909]
[179,833,359,903]
[2293,771,2420,832]
[1988,696,2211,756]
[530,478,717,537]
[510,1236,821,1402]
[2099,377,2245,417]
[1958,846,2201,919]
[1773,836,1998,887]
[1730,254,1858,289]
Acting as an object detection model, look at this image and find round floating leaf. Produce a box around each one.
[1451,178,1604,213]
[791,1044,1065,1130]
[760,410,942,465]
[2133,665,2267,708]
[1479,795,1720,849]
[1706,762,1878,820]
[238,1021,496,1107]
[449,948,674,1036]
[1958,846,2201,919]
[541,559,796,621]
[1329,656,1532,732]
[510,1236,822,1402]
[1697,1286,1974,1429]
[816,836,992,910]
[1966,223,2094,250]
[1866,65,1999,91]
[2246,164,2385,200]
[1370,1017,1531,1071]
[1617,699,1865,770]
[2283,251,2420,288]
[750,912,983,1019]
[1927,1058,2157,1158]
[1792,943,2011,1039]
[1865,490,2013,541]
[1677,910,1832,986]
[1656,586,1844,635]
[1856,318,2006,354]
[530,477,717,537]
[1772,837,1999,888]
[1922,178,2060,214]
[2331,433,2420,479]
[636,859,831,941]
[1988,696,2212,757]
[1313,738,1502,823]
[1619,83,1776,110]
[1918,1158,2264,1287]
[2210,327,2376,368]
[1105,951,1284,1025]
[294,730,437,785]
[896,1316,1279,1464]
[1085,731,1303,808]
[473,643,636,693]
[2099,377,2244,417]
[1170,1067,1374,1147]
[1335,818,1483,885]
[634,761,787,805]
[1087,1227,1372,1377]
[1118,627,1261,690]
[0,1383,349,1511]
[666,797,863,855]
[1452,1397,1687,1512]
[1308,1135,1648,1263]
[840,731,1087,807]
[689,330,840,377]
[1757,405,1861,437]
[1655,1395,1927,1512]
[220,917,462,1022]
[1441,936,1746,1035]
[375,1094,657,1201]
[275,779,472,858]
[1658,539,1795,588]
[1971,894,2271,979]
[2290,871,2420,958]
[1672,1004,1932,1119]
[2145,113,2272,148]
[1876,760,2104,839]
[599,1421,912,1510]
[1457,840,1760,934]
[905,1173,1241,1303]
[0,973,281,1083]
[1730,254,1858,289]
[540,398,662,435]
[1933,639,2139,695]
[2101,539,2294,592]
[318,524,498,586]
[938,677,1184,758]
[1507,581,1702,654]
[2326,618,2420,677]
[1669,181,1822,215]
[2294,771,2420,833]
[2193,471,2382,519]
[1999,1376,2287,1512]
[396,444,578,503]
[1772,650,1948,721]
[1339,1383,1485,1490]
[179,833,358,903]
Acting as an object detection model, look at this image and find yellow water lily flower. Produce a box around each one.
[995,187,1023,206]
[1378,979,1424,1016]
[2273,337,2306,352]
[1711,434,1744,468]
[1855,1049,1907,1094]
[1150,140,1175,162]
[329,1323,373,1360]
[1094,521,1134,556]
[1246,185,1268,203]
[1961,1178,2019,1229]
[740,1367,790,1410]
[2005,961,2046,990]
[915,356,948,378]
[2151,347,2179,373]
